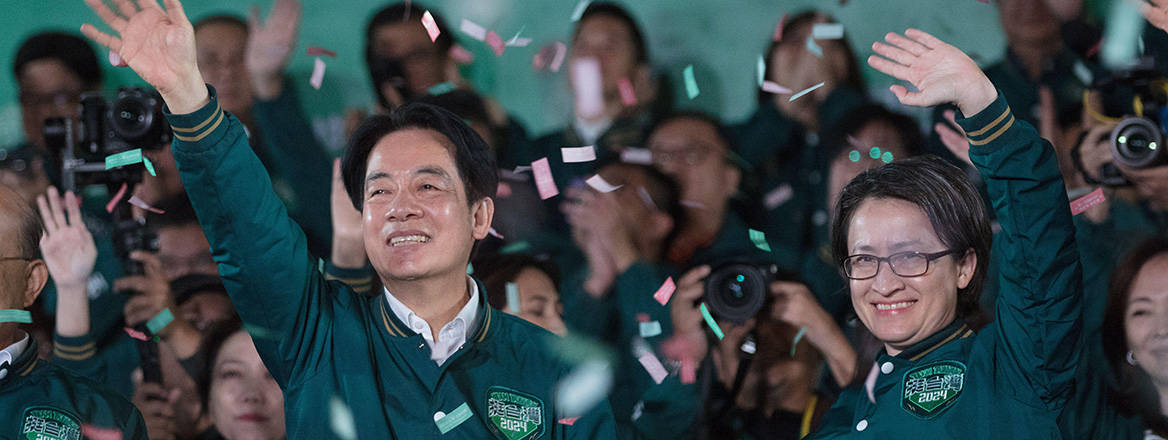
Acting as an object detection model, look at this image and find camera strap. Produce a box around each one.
[713,334,757,420]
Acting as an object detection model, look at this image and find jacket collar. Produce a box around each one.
[378,277,494,345]
[893,320,973,362]
[0,333,40,385]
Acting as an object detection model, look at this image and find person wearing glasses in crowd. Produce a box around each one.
[804,27,1083,438]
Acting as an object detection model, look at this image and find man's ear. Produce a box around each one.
[955,249,977,290]
[723,165,742,198]
[470,197,495,240]
[22,260,48,308]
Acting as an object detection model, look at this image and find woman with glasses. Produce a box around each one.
[805,29,1082,438]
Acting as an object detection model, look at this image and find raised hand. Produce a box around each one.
[330,158,366,269]
[867,29,997,115]
[81,0,207,113]
[119,251,178,328]
[246,0,302,99]
[1141,0,1168,32]
[37,186,97,291]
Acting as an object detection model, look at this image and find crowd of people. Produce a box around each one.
[0,0,1166,438]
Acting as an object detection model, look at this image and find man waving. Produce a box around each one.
[79,0,616,438]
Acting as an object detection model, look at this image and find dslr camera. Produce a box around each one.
[702,261,782,325]
[42,87,168,276]
[1077,61,1168,185]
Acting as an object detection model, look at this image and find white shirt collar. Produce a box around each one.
[383,277,480,366]
[573,115,613,146]
[0,332,30,380]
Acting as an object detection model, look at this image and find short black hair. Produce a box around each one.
[13,31,102,89]
[342,102,498,210]
[193,14,248,33]
[365,2,454,62]
[651,110,744,169]
[477,254,560,311]
[822,104,925,164]
[196,317,244,410]
[170,273,228,307]
[830,155,992,320]
[413,90,499,147]
[574,2,649,64]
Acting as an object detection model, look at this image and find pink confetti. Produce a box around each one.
[105,183,128,213]
[496,181,512,198]
[618,78,638,106]
[550,42,568,72]
[760,81,792,94]
[572,58,605,119]
[128,196,165,214]
[449,44,475,65]
[680,356,696,384]
[486,31,506,57]
[531,158,559,200]
[773,14,788,42]
[1070,187,1106,215]
[653,277,675,306]
[309,57,326,90]
[557,417,579,425]
[637,353,669,384]
[124,327,148,341]
[306,46,337,58]
[82,424,123,440]
[488,227,504,239]
[421,11,441,43]
[108,50,127,67]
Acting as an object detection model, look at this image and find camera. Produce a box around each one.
[703,261,781,324]
[1079,62,1168,185]
[42,87,166,279]
[43,87,171,190]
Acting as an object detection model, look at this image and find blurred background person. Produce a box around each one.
[197,321,287,440]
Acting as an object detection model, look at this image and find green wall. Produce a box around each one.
[1,0,1007,152]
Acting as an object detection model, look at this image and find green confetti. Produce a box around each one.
[0,309,32,324]
[145,308,174,334]
[756,55,765,87]
[142,156,156,176]
[869,147,882,159]
[881,151,894,164]
[427,81,457,95]
[788,82,825,102]
[499,241,532,254]
[466,262,474,275]
[849,150,861,162]
[790,327,807,357]
[329,396,357,440]
[805,35,823,58]
[104,149,142,170]
[243,323,278,340]
[749,228,771,252]
[435,403,473,434]
[638,320,662,338]
[699,303,724,340]
[683,65,699,99]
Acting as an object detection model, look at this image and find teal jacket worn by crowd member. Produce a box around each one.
[557,257,679,439]
[1,334,147,439]
[166,86,616,439]
[250,80,334,258]
[808,92,1083,438]
[732,87,867,271]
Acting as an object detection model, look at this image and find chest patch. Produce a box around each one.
[486,386,546,440]
[20,406,82,440]
[901,360,965,419]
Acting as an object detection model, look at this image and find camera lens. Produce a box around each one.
[112,95,153,141]
[1111,117,1166,169]
[704,262,770,324]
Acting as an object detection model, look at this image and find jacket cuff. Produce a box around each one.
[53,333,96,361]
[956,90,1014,148]
[164,85,229,151]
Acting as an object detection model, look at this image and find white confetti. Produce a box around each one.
[561,146,597,163]
[585,174,622,193]
[309,57,326,90]
[811,23,844,40]
[459,18,487,41]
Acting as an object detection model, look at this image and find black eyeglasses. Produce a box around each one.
[840,249,961,280]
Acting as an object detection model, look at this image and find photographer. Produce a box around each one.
[660,268,854,439]
[0,182,147,438]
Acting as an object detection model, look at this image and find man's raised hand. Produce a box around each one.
[81,0,208,113]
[867,29,997,116]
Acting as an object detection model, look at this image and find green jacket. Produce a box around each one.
[166,87,616,439]
[808,93,1083,439]
[1,336,146,440]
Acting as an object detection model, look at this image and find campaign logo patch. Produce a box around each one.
[486,386,545,440]
[21,406,82,440]
[901,360,965,419]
